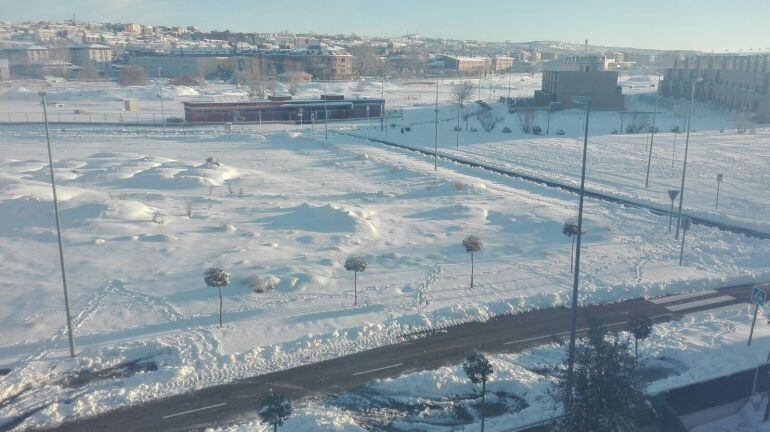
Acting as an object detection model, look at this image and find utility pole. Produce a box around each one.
[323,72,328,140]
[675,79,701,239]
[566,96,592,405]
[507,72,512,101]
[456,100,461,149]
[158,67,166,134]
[644,76,660,188]
[434,78,439,171]
[39,91,76,358]
[381,78,385,133]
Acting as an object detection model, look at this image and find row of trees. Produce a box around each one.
[204,235,485,327]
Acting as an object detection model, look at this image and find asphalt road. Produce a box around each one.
[39,283,758,432]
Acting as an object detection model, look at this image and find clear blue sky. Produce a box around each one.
[2,0,769,51]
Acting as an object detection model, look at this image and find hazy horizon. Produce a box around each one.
[2,0,769,52]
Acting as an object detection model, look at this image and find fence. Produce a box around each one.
[0,108,404,127]
[0,110,187,125]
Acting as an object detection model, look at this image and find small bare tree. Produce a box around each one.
[151,211,165,225]
[479,109,501,132]
[464,352,493,432]
[344,256,367,306]
[562,222,585,274]
[627,314,653,361]
[463,235,482,288]
[451,81,475,108]
[517,109,536,133]
[119,65,149,86]
[204,267,230,327]
[287,79,301,96]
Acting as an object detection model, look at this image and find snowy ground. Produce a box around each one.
[357,93,770,234]
[206,305,770,431]
[1,76,769,430]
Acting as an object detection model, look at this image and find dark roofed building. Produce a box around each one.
[183,95,383,124]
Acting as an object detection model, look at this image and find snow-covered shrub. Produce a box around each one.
[251,275,280,293]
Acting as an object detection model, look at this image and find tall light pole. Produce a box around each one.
[715,173,723,209]
[158,66,166,134]
[456,98,461,150]
[39,91,76,358]
[381,78,385,133]
[675,78,702,239]
[507,72,512,101]
[644,76,661,188]
[434,78,439,171]
[566,96,592,404]
[323,72,328,140]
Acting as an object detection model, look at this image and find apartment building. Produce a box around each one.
[660,54,770,121]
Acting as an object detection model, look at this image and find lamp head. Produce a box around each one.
[38,90,47,97]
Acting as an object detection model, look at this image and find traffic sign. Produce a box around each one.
[752,287,767,305]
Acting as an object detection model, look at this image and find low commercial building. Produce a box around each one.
[128,52,234,78]
[0,46,73,77]
[660,54,770,122]
[243,46,353,80]
[492,55,514,72]
[439,55,491,76]
[536,55,624,110]
[69,44,112,67]
[183,95,383,124]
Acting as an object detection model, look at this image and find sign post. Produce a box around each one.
[748,286,767,346]
[668,190,680,232]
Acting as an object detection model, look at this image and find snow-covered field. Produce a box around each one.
[0,76,769,430]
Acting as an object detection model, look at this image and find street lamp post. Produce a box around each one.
[675,78,702,239]
[715,173,723,209]
[434,78,439,171]
[158,67,166,134]
[566,96,592,405]
[456,100,461,150]
[644,77,661,188]
[323,75,328,140]
[39,91,76,358]
[381,78,386,134]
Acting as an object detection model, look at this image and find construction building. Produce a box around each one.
[536,55,624,110]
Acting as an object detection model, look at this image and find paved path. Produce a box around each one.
[39,284,757,432]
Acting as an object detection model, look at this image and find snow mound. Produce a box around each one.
[0,195,154,234]
[401,180,488,199]
[115,161,241,189]
[406,203,487,221]
[259,203,376,234]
